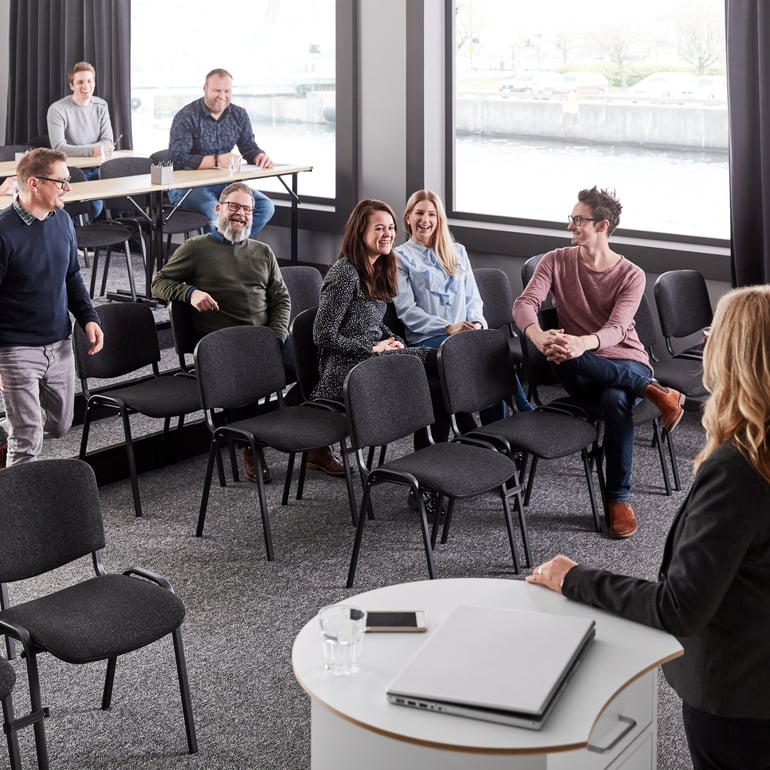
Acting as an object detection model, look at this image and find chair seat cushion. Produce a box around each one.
[75,222,132,249]
[0,656,15,698]
[220,406,348,453]
[381,441,517,498]
[95,375,201,417]
[0,574,185,664]
[472,411,597,460]
[162,207,208,234]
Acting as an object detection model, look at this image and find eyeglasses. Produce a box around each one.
[35,176,72,190]
[223,201,254,215]
[567,215,599,226]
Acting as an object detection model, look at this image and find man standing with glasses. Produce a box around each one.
[513,186,684,539]
[151,182,344,483]
[0,148,103,467]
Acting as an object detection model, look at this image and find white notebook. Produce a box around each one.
[386,604,595,730]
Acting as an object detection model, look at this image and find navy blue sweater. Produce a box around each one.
[0,205,100,346]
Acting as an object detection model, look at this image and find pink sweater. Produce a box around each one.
[513,247,651,371]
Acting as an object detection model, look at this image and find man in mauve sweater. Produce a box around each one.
[0,148,103,467]
[513,186,684,538]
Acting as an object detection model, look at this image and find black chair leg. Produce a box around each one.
[99,247,113,297]
[666,429,682,491]
[296,452,308,500]
[415,488,436,580]
[250,443,275,561]
[197,443,219,536]
[89,250,101,298]
[347,483,372,588]
[1,584,14,660]
[500,491,521,574]
[121,409,143,517]
[582,448,604,532]
[2,689,23,770]
[340,441,358,526]
[652,421,672,495]
[282,452,296,506]
[171,628,198,755]
[122,241,137,301]
[102,657,117,710]
[23,650,50,770]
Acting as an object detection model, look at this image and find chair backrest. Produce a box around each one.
[0,459,105,583]
[291,306,321,400]
[170,301,202,372]
[382,301,406,340]
[194,325,286,412]
[73,302,161,382]
[634,293,658,353]
[0,144,32,161]
[99,156,153,214]
[654,269,713,341]
[521,253,546,288]
[438,329,515,415]
[472,268,514,331]
[150,148,171,165]
[64,165,91,219]
[344,354,434,449]
[280,265,323,323]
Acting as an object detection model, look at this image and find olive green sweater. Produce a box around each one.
[151,233,291,341]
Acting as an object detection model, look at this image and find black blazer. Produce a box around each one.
[564,441,770,719]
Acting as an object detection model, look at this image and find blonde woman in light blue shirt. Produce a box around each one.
[393,189,531,412]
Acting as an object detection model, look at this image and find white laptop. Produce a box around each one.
[386,604,595,730]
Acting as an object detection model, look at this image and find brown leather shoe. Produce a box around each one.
[243,446,271,484]
[644,382,685,433]
[306,446,345,477]
[608,502,638,539]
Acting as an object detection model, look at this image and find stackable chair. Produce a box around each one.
[0,460,197,770]
[66,165,138,300]
[344,354,523,587]
[473,267,523,370]
[73,302,202,517]
[654,269,712,360]
[0,144,31,161]
[194,325,356,559]
[439,329,603,539]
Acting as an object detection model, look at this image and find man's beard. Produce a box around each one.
[217,214,249,243]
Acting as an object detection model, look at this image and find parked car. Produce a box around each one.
[551,72,609,96]
[499,71,561,96]
[628,72,696,100]
[692,75,727,101]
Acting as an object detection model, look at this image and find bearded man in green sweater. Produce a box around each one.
[151,182,344,482]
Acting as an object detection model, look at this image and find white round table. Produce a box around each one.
[292,578,682,770]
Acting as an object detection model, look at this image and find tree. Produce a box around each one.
[675,1,725,75]
[598,23,638,88]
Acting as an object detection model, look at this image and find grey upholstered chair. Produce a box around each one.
[344,353,523,586]
[73,302,202,517]
[0,459,197,770]
[194,324,356,558]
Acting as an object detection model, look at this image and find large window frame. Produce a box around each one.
[440,1,731,281]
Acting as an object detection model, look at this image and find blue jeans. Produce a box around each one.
[550,353,652,503]
[81,166,104,220]
[168,184,275,237]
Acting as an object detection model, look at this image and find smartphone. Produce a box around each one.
[365,610,428,633]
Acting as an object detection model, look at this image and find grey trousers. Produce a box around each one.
[0,338,75,465]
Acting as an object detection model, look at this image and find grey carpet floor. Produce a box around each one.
[2,399,702,770]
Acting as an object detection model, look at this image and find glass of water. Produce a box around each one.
[318,604,367,675]
[229,155,242,175]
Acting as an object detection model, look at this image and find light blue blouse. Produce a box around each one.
[393,239,487,345]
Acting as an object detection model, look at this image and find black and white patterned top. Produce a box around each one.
[312,258,430,401]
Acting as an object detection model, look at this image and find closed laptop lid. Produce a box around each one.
[386,604,595,721]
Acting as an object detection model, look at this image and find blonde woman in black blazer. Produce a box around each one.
[528,285,770,770]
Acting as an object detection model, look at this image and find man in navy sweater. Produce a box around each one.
[0,148,103,466]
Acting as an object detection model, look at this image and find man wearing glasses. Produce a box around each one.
[151,182,344,482]
[0,148,103,467]
[513,186,684,539]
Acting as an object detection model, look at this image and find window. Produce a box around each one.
[130,0,336,200]
[451,0,728,241]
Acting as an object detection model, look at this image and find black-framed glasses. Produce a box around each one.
[567,215,599,226]
[36,176,71,190]
[224,201,254,215]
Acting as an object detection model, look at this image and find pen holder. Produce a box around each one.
[151,164,173,184]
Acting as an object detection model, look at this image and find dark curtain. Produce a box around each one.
[5,0,133,150]
[726,1,770,286]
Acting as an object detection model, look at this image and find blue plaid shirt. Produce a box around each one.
[169,98,266,170]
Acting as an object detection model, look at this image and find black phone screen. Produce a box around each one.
[366,611,417,628]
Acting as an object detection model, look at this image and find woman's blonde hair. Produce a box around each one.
[695,285,770,482]
[402,190,458,276]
